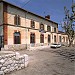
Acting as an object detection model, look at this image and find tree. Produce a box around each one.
[62,6,75,47]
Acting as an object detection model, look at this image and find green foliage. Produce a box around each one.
[62,6,75,46]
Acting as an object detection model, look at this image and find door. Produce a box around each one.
[0,36,3,50]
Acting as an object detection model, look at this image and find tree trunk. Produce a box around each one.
[68,39,73,47]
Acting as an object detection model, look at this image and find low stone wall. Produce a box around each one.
[1,43,48,51]
[0,53,28,75]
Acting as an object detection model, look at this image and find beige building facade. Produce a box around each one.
[0,0,73,50]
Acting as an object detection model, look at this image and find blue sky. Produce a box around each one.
[6,0,72,31]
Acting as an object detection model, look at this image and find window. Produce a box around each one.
[14,32,21,44]
[40,34,44,43]
[54,28,56,32]
[31,20,35,28]
[47,26,51,32]
[66,37,68,42]
[40,23,44,30]
[54,35,56,43]
[63,37,65,42]
[48,35,50,43]
[14,15,20,26]
[30,33,35,43]
[59,36,61,42]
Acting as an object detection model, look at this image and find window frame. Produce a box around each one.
[47,25,51,32]
[40,34,44,43]
[48,34,50,43]
[31,20,35,28]
[54,27,56,32]
[59,36,61,42]
[54,35,56,43]
[14,15,20,26]
[30,33,35,43]
[14,32,21,44]
[40,23,44,30]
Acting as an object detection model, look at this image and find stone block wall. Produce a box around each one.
[0,53,28,75]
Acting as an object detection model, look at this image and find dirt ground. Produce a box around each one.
[6,47,75,75]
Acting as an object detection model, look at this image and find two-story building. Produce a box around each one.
[0,0,69,50]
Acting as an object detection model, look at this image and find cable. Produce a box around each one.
[7,0,32,20]
[21,0,32,8]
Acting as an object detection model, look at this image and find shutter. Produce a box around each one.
[14,15,17,25]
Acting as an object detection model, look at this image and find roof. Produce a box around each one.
[58,31,67,35]
[0,0,58,26]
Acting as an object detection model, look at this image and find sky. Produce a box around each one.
[6,0,73,31]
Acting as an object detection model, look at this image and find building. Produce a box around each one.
[0,0,69,50]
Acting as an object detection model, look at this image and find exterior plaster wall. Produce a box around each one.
[0,1,72,50]
[7,26,26,45]
[7,5,58,32]
[0,26,3,36]
[57,34,62,43]
[0,2,3,24]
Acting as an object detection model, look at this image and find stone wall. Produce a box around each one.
[2,44,27,51]
[1,43,49,51]
[0,53,28,75]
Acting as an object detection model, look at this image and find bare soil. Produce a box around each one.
[6,47,75,75]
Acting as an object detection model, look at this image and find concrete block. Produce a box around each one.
[1,67,6,71]
[4,69,10,73]
[0,59,5,64]
[9,67,15,72]
[24,61,29,67]
[0,71,4,75]
[24,54,28,62]
[0,64,2,68]
[16,52,20,57]
[21,64,24,68]
[7,65,11,69]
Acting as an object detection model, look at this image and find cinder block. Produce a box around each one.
[24,61,29,67]
[0,71,4,75]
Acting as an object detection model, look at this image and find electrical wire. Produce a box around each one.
[6,0,32,21]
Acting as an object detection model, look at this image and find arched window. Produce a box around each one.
[30,33,35,43]
[40,34,44,43]
[14,32,21,44]
[40,23,44,30]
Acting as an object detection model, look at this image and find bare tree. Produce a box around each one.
[62,6,75,47]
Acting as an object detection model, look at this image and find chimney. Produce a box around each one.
[45,15,50,20]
